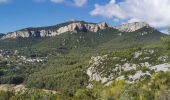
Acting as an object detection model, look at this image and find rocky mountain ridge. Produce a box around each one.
[115,22,150,32]
[1,21,153,39]
[2,21,108,39]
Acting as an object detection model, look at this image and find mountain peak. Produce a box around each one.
[66,19,84,23]
[68,19,79,22]
[98,22,108,27]
[1,21,158,40]
[115,22,150,32]
[1,21,109,39]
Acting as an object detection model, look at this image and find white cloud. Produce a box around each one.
[0,0,87,7]
[110,0,116,4]
[50,0,87,7]
[0,0,9,3]
[91,3,125,19]
[160,29,168,34]
[113,18,120,22]
[73,0,87,7]
[50,0,64,3]
[90,0,170,29]
[34,0,46,3]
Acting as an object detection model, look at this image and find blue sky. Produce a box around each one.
[0,0,114,33]
[0,0,170,33]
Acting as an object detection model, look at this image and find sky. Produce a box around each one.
[0,0,170,33]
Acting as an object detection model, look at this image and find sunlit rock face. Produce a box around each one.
[1,21,109,39]
[86,49,170,86]
[1,21,153,39]
[115,22,150,32]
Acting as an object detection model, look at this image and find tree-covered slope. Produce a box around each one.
[0,21,168,100]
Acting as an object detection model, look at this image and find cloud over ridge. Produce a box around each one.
[90,0,170,30]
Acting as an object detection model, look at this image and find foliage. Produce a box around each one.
[0,26,168,99]
[161,35,170,56]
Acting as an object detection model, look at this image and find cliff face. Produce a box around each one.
[2,21,108,39]
[115,22,150,32]
[1,21,153,39]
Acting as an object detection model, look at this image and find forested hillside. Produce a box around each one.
[0,21,169,100]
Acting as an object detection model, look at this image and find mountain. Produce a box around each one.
[115,22,150,32]
[0,33,5,38]
[1,21,108,39]
[0,21,165,52]
[1,21,158,40]
[0,20,168,99]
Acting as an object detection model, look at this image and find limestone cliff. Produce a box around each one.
[2,21,153,39]
[2,21,108,39]
[115,22,150,32]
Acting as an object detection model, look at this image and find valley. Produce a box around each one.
[0,21,169,100]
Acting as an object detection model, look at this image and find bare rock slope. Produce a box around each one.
[2,21,108,39]
[115,22,150,32]
[2,21,153,39]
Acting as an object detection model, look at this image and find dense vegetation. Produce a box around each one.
[1,72,170,100]
[0,25,169,99]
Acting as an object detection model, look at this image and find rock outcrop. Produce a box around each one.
[2,21,108,39]
[115,22,150,32]
[1,21,153,39]
[0,84,57,94]
[86,49,169,85]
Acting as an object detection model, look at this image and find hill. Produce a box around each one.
[0,21,169,99]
